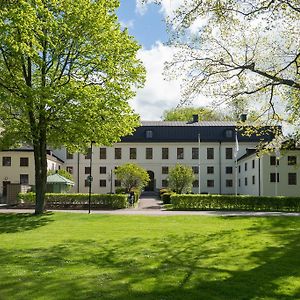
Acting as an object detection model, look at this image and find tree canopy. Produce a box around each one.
[168,164,195,194]
[114,163,150,193]
[155,0,300,133]
[0,0,145,213]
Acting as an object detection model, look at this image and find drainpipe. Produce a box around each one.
[77,152,80,193]
[258,157,261,196]
[219,142,222,194]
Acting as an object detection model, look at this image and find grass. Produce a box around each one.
[0,213,299,300]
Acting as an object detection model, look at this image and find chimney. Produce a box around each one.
[192,114,199,123]
[240,114,247,122]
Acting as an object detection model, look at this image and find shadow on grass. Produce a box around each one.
[0,218,299,299]
[0,212,54,234]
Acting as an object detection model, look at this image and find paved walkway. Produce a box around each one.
[1,195,300,216]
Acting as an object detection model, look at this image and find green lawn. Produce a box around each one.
[0,213,299,300]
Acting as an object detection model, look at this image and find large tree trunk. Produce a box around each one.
[33,126,47,215]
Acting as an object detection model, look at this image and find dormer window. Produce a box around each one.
[225,129,234,138]
[145,130,153,138]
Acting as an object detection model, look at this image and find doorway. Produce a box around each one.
[2,181,11,197]
[144,171,155,191]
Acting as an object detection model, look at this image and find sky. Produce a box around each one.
[117,0,204,120]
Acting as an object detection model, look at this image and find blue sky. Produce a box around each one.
[118,1,168,49]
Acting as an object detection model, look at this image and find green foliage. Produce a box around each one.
[168,164,194,194]
[18,193,128,209]
[47,169,73,181]
[159,188,171,199]
[161,192,174,204]
[114,163,150,193]
[171,194,300,212]
[0,0,145,213]
[162,106,233,121]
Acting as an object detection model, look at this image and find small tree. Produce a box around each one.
[114,163,150,193]
[47,169,73,181]
[168,164,194,194]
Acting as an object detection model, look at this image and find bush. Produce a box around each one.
[159,188,171,199]
[170,194,300,212]
[161,192,174,204]
[115,187,126,194]
[18,193,128,209]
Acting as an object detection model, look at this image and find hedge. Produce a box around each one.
[170,194,300,212]
[18,193,128,209]
[161,192,174,204]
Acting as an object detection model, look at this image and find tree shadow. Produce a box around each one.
[0,217,299,299]
[0,212,54,234]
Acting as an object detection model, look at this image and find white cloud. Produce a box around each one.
[119,19,134,29]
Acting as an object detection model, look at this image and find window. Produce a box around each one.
[162,148,169,159]
[66,166,73,174]
[270,173,280,182]
[207,180,214,187]
[66,150,73,160]
[252,160,255,169]
[207,166,214,174]
[192,148,199,159]
[226,148,233,159]
[20,157,29,167]
[100,148,107,159]
[2,156,11,166]
[84,179,89,187]
[115,180,121,187]
[85,167,91,174]
[146,148,153,159]
[288,173,297,185]
[270,156,279,165]
[192,166,199,174]
[226,179,233,187]
[100,180,106,187]
[238,165,241,173]
[20,174,29,185]
[225,166,233,174]
[245,162,248,171]
[288,156,297,165]
[245,177,248,186]
[162,180,168,187]
[252,175,255,185]
[85,148,92,159]
[145,130,153,138]
[238,179,241,187]
[130,148,137,159]
[207,148,214,159]
[225,129,233,138]
[162,166,169,174]
[193,180,199,188]
[115,148,122,159]
[100,166,106,174]
[177,148,184,159]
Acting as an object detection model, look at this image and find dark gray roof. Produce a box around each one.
[237,149,257,162]
[121,121,277,143]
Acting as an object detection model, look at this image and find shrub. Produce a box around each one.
[170,194,300,212]
[168,164,194,194]
[161,192,174,204]
[159,188,171,199]
[18,193,128,209]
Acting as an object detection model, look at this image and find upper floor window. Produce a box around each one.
[226,148,233,159]
[145,130,153,139]
[85,148,92,159]
[193,180,199,188]
[115,148,122,160]
[177,148,184,159]
[162,148,169,159]
[238,165,241,173]
[100,180,106,187]
[270,156,279,166]
[85,167,91,174]
[20,157,29,167]
[162,166,169,174]
[192,166,199,174]
[207,180,214,187]
[146,148,153,159]
[66,166,73,174]
[66,150,73,160]
[207,148,214,160]
[270,173,279,182]
[100,166,106,174]
[130,148,137,160]
[226,166,233,174]
[245,162,248,171]
[20,174,29,185]
[2,156,11,166]
[100,148,107,159]
[288,156,297,165]
[192,148,199,159]
[244,177,248,186]
[207,166,214,174]
[252,159,255,169]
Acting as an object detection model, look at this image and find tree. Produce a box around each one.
[156,0,300,131]
[168,164,195,194]
[0,1,145,214]
[162,106,233,121]
[47,169,73,181]
[114,163,150,193]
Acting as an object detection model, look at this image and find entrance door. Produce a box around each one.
[2,181,11,197]
[144,171,155,191]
